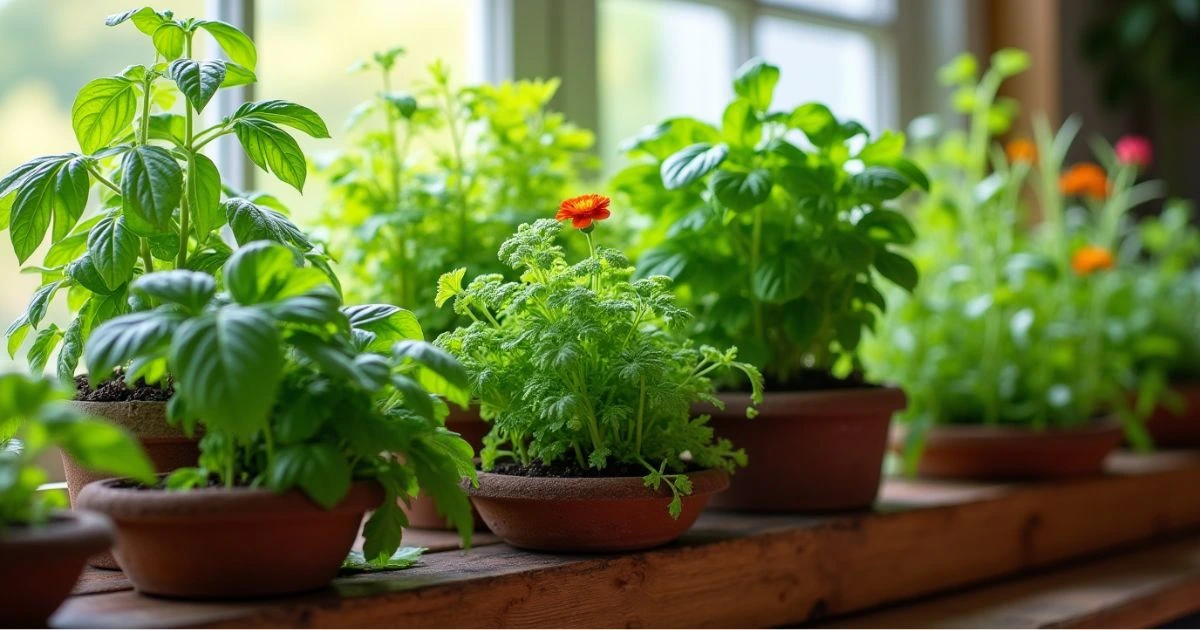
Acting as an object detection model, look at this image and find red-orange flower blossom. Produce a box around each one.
[1071,245,1115,275]
[556,194,612,230]
[1059,163,1109,200]
[1005,138,1037,164]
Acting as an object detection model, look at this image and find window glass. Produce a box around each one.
[0,0,205,367]
[754,15,880,132]
[598,0,736,171]
[253,0,477,221]
[762,0,895,22]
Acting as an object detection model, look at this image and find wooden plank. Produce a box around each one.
[826,536,1200,628]
[51,452,1200,628]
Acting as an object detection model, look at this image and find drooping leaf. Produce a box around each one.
[223,197,312,250]
[232,100,330,138]
[87,216,139,291]
[167,59,226,113]
[393,340,469,406]
[265,443,351,509]
[9,159,65,263]
[25,281,63,330]
[71,77,137,154]
[52,156,91,241]
[85,309,185,380]
[187,153,223,238]
[28,325,63,374]
[233,119,308,191]
[121,145,182,234]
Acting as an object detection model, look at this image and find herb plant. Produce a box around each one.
[84,240,477,558]
[1,371,154,526]
[435,199,762,517]
[612,58,928,389]
[862,50,1170,466]
[1,6,332,380]
[321,49,597,336]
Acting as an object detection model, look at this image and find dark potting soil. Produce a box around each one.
[490,460,704,479]
[75,370,173,402]
[110,474,223,491]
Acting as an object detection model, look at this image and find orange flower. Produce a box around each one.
[556,194,612,230]
[1005,138,1037,164]
[1071,245,1115,275]
[1059,163,1109,200]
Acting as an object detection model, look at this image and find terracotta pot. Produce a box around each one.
[469,468,728,552]
[402,406,489,531]
[0,510,113,626]
[76,478,383,598]
[702,388,903,512]
[61,400,199,569]
[893,420,1123,480]
[1146,381,1200,448]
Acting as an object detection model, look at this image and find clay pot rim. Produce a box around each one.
[908,417,1122,441]
[0,509,113,551]
[703,386,905,416]
[468,467,729,501]
[77,477,384,520]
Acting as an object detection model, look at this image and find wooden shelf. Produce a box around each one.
[52,452,1200,628]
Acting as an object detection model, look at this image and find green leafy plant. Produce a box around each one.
[863,49,1170,467]
[0,371,154,526]
[611,58,927,389]
[435,209,761,517]
[1,6,332,380]
[83,240,477,559]
[320,48,597,336]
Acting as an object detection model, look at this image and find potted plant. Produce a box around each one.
[0,6,333,516]
[0,371,153,625]
[1125,200,1200,446]
[75,241,476,597]
[319,48,596,528]
[863,50,1167,479]
[435,200,761,551]
[611,58,926,511]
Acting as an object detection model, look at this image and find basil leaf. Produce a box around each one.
[71,77,136,154]
[121,145,182,234]
[233,119,308,192]
[168,59,226,113]
[87,216,139,291]
[661,143,729,190]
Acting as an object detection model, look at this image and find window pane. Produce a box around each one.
[598,0,736,171]
[762,0,895,22]
[754,16,880,133]
[254,0,477,221]
[0,0,205,367]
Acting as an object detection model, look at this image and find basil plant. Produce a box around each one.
[613,58,928,390]
[1,6,332,382]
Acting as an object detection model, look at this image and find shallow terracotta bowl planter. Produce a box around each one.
[402,406,489,531]
[1146,381,1200,448]
[892,420,1123,481]
[702,388,903,512]
[77,478,383,598]
[61,400,199,569]
[0,510,113,626]
[468,468,728,552]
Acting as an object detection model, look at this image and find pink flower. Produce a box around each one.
[1114,135,1152,169]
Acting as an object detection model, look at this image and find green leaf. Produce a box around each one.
[131,270,215,313]
[24,281,62,331]
[361,497,406,565]
[721,99,762,149]
[224,197,312,250]
[85,309,185,380]
[710,168,771,211]
[28,324,63,374]
[121,146,182,234]
[187,153,223,238]
[66,256,118,295]
[219,62,257,88]
[224,240,326,304]
[384,93,418,119]
[6,315,31,359]
[57,314,85,381]
[345,305,424,353]
[873,249,919,292]
[232,100,330,138]
[269,287,343,327]
[151,23,186,61]
[233,119,308,192]
[661,143,729,190]
[87,217,139,291]
[790,103,839,147]
[71,77,137,154]
[9,159,66,263]
[167,59,226,113]
[777,162,835,200]
[106,7,164,35]
[342,546,423,573]
[435,268,466,308]
[937,52,978,85]
[46,417,155,485]
[858,130,905,164]
[392,374,436,421]
[52,157,91,241]
[266,444,351,509]
[851,167,911,203]
[856,209,916,245]
[889,157,930,191]
[991,48,1030,77]
[0,193,12,232]
[393,340,469,406]
[752,257,812,304]
[170,306,283,439]
[196,20,258,70]
[732,57,780,112]
[783,298,823,347]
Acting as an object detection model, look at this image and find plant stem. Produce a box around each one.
[177,33,194,270]
[87,167,122,194]
[585,231,599,293]
[634,376,646,458]
[439,81,470,254]
[750,205,764,340]
[140,238,154,273]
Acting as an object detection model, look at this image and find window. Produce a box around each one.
[597,0,902,171]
